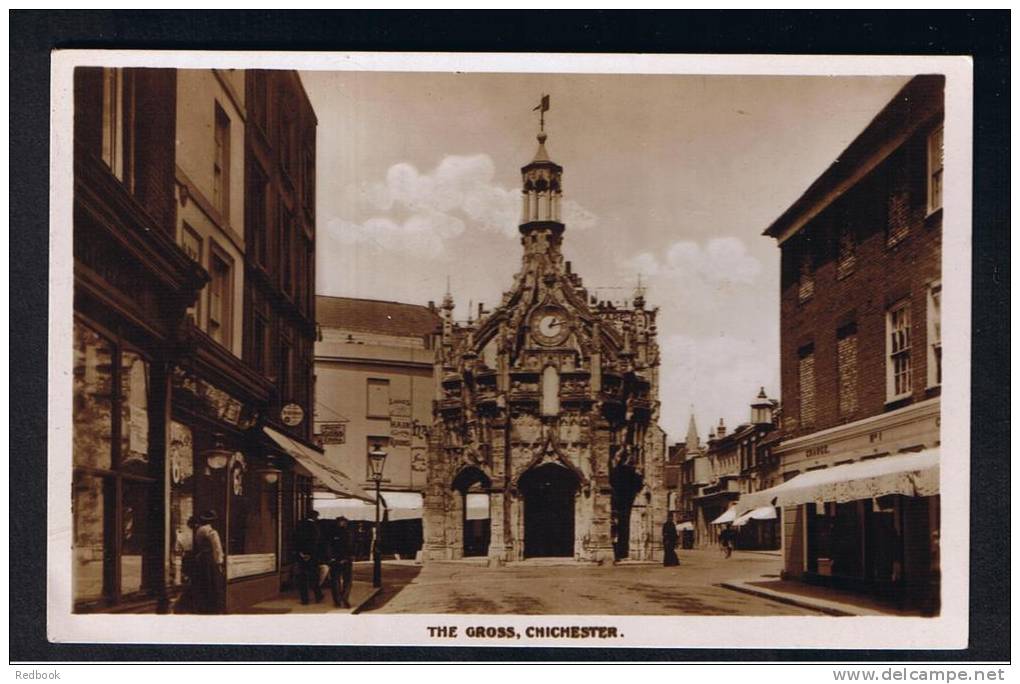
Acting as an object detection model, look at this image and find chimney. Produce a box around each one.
[716,418,726,439]
[565,261,572,274]
[428,300,436,312]
[478,302,485,319]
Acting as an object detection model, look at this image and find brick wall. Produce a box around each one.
[778,125,943,439]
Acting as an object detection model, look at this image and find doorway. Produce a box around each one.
[520,464,577,558]
[452,467,491,558]
[610,465,643,560]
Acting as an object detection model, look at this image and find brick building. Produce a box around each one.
[422,121,668,564]
[72,67,331,613]
[739,75,943,612]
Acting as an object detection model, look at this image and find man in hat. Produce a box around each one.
[192,510,225,613]
[294,510,323,604]
[326,516,354,608]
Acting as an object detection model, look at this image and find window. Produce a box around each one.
[886,301,912,401]
[798,344,816,429]
[837,323,859,418]
[100,68,135,187]
[72,319,157,608]
[249,165,269,269]
[252,313,269,373]
[836,222,856,280]
[207,245,233,348]
[279,338,293,402]
[798,250,814,303]
[213,102,231,217]
[927,282,942,388]
[367,378,390,418]
[927,125,944,215]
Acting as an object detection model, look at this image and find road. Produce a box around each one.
[355,549,818,615]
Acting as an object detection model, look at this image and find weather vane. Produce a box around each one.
[533,94,550,132]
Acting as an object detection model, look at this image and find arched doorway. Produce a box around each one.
[519,463,578,558]
[452,467,491,558]
[610,465,644,560]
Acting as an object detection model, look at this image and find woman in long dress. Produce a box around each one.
[662,513,680,567]
[192,509,226,614]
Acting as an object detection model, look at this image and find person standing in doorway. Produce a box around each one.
[662,512,680,567]
[192,510,225,614]
[294,510,323,604]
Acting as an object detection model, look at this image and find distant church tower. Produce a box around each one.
[422,98,667,563]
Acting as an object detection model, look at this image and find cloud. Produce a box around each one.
[657,333,780,442]
[617,237,778,441]
[324,153,597,259]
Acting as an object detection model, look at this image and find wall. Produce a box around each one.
[175,69,247,357]
[315,334,434,492]
[778,124,943,440]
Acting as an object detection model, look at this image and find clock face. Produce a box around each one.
[531,307,571,346]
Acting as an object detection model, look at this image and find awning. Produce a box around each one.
[263,426,374,502]
[736,448,940,516]
[710,507,737,525]
[733,506,777,527]
[313,491,423,522]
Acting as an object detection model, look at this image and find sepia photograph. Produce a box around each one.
[45,49,974,651]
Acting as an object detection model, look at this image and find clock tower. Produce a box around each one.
[422,101,667,564]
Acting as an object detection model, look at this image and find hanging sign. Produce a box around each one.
[320,422,347,445]
[281,403,305,426]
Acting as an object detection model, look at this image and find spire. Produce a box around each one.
[685,412,700,453]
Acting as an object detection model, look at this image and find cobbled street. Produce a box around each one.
[355,549,818,615]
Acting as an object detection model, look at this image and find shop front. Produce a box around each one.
[738,439,940,612]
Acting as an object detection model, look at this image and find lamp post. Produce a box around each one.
[367,443,388,588]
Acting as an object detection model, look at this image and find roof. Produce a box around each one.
[316,295,441,338]
[763,75,944,245]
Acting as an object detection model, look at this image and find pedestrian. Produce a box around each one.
[327,516,354,608]
[720,524,734,559]
[662,512,680,567]
[294,510,323,604]
[192,510,225,614]
[172,515,200,613]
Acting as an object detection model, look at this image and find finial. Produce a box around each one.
[533,94,550,134]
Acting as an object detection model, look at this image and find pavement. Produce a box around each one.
[358,549,819,616]
[242,578,380,615]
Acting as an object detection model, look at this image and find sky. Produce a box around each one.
[301,70,910,443]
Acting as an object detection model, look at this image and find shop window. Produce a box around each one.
[168,421,195,589]
[927,282,942,388]
[837,323,859,418]
[227,460,279,580]
[367,378,390,418]
[886,301,912,401]
[213,102,231,218]
[73,323,114,471]
[207,244,233,349]
[72,319,157,609]
[120,350,151,475]
[798,344,816,429]
[927,125,944,215]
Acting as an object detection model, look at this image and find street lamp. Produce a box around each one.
[367,443,388,588]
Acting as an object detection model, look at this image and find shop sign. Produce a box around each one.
[281,403,305,426]
[390,398,413,447]
[320,422,347,445]
[172,367,254,428]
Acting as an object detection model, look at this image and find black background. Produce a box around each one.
[9,10,1009,663]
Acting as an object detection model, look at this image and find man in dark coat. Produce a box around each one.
[326,516,354,608]
[294,510,323,604]
[662,512,680,567]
